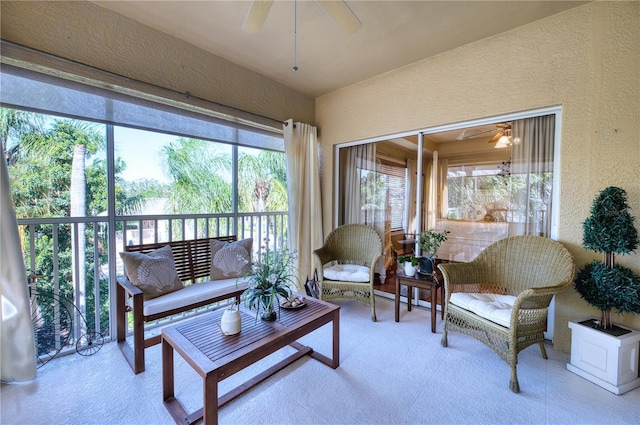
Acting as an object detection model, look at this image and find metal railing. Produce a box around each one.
[19,211,288,362]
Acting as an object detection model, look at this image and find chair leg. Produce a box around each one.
[539,341,548,359]
[132,294,145,374]
[509,349,520,393]
[509,365,520,393]
[370,288,377,321]
[440,314,449,347]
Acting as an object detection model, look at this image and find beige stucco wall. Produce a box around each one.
[316,1,640,352]
[0,1,315,126]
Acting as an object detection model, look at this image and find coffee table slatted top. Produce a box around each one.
[173,300,326,363]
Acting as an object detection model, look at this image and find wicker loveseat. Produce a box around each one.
[438,235,575,392]
[313,224,383,321]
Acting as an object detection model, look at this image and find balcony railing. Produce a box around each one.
[19,211,288,366]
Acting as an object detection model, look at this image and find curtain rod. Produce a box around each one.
[1,40,288,127]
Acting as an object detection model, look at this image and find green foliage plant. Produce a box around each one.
[418,229,450,259]
[398,255,419,266]
[575,186,640,329]
[243,246,297,321]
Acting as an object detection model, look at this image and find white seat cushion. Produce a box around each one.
[323,264,370,283]
[143,276,249,317]
[449,292,516,328]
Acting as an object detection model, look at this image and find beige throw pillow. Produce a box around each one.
[120,245,184,300]
[210,238,253,280]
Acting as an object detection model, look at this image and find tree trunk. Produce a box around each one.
[70,144,87,338]
[601,251,615,329]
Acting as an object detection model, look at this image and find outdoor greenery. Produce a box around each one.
[2,107,288,345]
[447,171,552,223]
[574,186,640,329]
[418,229,450,259]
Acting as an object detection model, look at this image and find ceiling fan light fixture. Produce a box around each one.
[494,139,508,149]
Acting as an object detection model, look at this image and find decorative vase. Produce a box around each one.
[219,305,241,335]
[567,319,640,395]
[418,257,434,275]
[404,262,417,277]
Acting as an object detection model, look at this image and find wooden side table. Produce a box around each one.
[395,271,444,333]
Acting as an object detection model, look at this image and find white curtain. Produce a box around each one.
[283,119,323,287]
[344,143,378,225]
[342,143,386,276]
[510,115,555,237]
[1,153,36,382]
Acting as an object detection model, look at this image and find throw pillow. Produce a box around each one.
[210,238,253,280]
[120,245,184,300]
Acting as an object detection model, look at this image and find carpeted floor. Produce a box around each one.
[2,296,639,424]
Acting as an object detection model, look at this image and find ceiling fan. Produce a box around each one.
[488,122,512,144]
[242,0,361,35]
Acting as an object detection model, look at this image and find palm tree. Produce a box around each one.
[238,149,288,212]
[0,108,44,165]
[163,139,289,241]
[163,138,233,214]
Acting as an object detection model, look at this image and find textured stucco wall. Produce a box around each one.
[316,1,640,352]
[0,1,315,126]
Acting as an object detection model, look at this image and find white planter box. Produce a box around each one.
[567,319,640,395]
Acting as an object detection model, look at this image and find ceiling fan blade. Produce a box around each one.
[317,0,361,34]
[489,131,504,143]
[457,128,497,140]
[242,0,274,34]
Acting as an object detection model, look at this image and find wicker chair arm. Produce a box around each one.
[512,281,570,310]
[313,246,336,267]
[438,261,487,297]
[367,253,383,281]
[117,276,143,297]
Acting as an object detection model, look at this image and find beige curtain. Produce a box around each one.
[406,159,417,234]
[437,158,449,221]
[510,115,555,237]
[421,160,433,231]
[283,119,323,287]
[1,153,36,382]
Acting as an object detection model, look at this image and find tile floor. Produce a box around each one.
[2,296,639,425]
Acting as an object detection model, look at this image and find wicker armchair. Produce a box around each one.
[438,235,575,393]
[313,224,383,321]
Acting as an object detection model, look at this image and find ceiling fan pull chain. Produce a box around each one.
[292,0,299,72]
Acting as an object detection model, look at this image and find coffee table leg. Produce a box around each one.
[162,338,174,401]
[332,309,340,368]
[203,374,218,425]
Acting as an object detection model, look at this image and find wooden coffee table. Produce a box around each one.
[162,295,339,425]
[395,271,444,333]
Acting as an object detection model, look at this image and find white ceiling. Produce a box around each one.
[93,1,587,98]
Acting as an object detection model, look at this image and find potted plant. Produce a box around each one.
[417,229,450,275]
[568,186,640,394]
[243,247,297,321]
[398,255,419,277]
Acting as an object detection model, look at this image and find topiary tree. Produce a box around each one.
[574,186,640,329]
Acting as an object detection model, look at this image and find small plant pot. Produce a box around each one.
[261,310,277,321]
[418,257,434,275]
[404,262,417,277]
